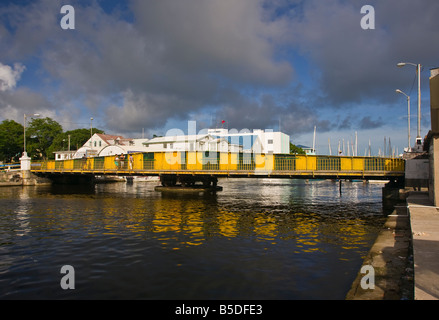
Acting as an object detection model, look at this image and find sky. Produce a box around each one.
[0,0,438,155]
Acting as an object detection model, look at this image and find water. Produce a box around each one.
[0,178,389,299]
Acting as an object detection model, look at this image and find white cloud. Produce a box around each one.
[131,0,292,86]
[0,62,25,91]
[0,0,437,152]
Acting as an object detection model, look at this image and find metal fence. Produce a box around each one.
[31,152,405,176]
[274,155,296,171]
[317,157,341,171]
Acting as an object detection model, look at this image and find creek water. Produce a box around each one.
[0,178,390,299]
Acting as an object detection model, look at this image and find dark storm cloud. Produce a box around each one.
[359,116,384,129]
[213,90,330,135]
[0,0,438,138]
[337,115,353,130]
[0,0,292,133]
[288,0,439,105]
[131,0,292,87]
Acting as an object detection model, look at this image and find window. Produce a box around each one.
[163,143,167,149]
[94,141,97,147]
[268,139,273,144]
[99,141,102,147]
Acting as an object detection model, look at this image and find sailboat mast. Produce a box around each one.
[312,126,316,154]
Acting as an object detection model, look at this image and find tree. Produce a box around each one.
[290,142,305,155]
[0,120,24,162]
[27,117,63,160]
[47,128,105,159]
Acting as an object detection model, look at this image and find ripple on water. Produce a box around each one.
[0,180,386,299]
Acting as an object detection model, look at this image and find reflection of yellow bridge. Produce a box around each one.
[32,152,405,185]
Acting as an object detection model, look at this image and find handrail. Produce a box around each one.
[30,152,405,177]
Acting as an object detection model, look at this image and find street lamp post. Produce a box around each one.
[23,113,40,157]
[397,62,422,142]
[90,117,93,139]
[21,113,40,172]
[396,89,411,152]
[90,117,93,155]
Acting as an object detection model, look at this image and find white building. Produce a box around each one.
[54,150,76,161]
[73,134,141,158]
[296,145,315,155]
[142,134,242,153]
[98,143,150,157]
[207,128,290,154]
[55,128,289,160]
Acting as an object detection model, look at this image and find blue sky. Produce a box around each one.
[0,0,438,155]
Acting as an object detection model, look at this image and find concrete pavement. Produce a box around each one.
[407,191,439,300]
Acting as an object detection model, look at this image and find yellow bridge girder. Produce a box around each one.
[31,152,405,180]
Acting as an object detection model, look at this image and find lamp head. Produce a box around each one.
[395,89,402,93]
[397,62,406,67]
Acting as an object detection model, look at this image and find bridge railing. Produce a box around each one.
[31,152,405,176]
[0,163,21,171]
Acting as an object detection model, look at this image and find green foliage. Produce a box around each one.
[26,118,63,160]
[0,120,24,162]
[290,142,305,154]
[0,117,106,161]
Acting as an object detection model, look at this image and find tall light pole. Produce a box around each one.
[90,117,93,139]
[396,89,411,151]
[23,113,40,156]
[397,62,421,141]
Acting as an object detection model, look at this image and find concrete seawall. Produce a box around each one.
[346,197,413,300]
[0,170,22,186]
[0,170,51,186]
[347,190,439,300]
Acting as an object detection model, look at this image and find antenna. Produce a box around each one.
[328,138,332,155]
[384,137,386,157]
[355,131,358,156]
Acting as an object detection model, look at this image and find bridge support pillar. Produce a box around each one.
[156,174,222,192]
[19,152,34,186]
[19,152,31,171]
[382,178,405,208]
[42,174,95,185]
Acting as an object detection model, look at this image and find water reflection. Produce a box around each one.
[0,179,387,299]
[40,179,384,256]
[15,190,31,237]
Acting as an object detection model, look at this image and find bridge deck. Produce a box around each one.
[30,152,405,181]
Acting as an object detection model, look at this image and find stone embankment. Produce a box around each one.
[0,170,50,186]
[346,198,414,300]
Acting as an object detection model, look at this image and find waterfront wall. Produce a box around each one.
[405,158,429,189]
[0,170,51,187]
[0,170,22,186]
[429,68,439,205]
[429,136,439,205]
